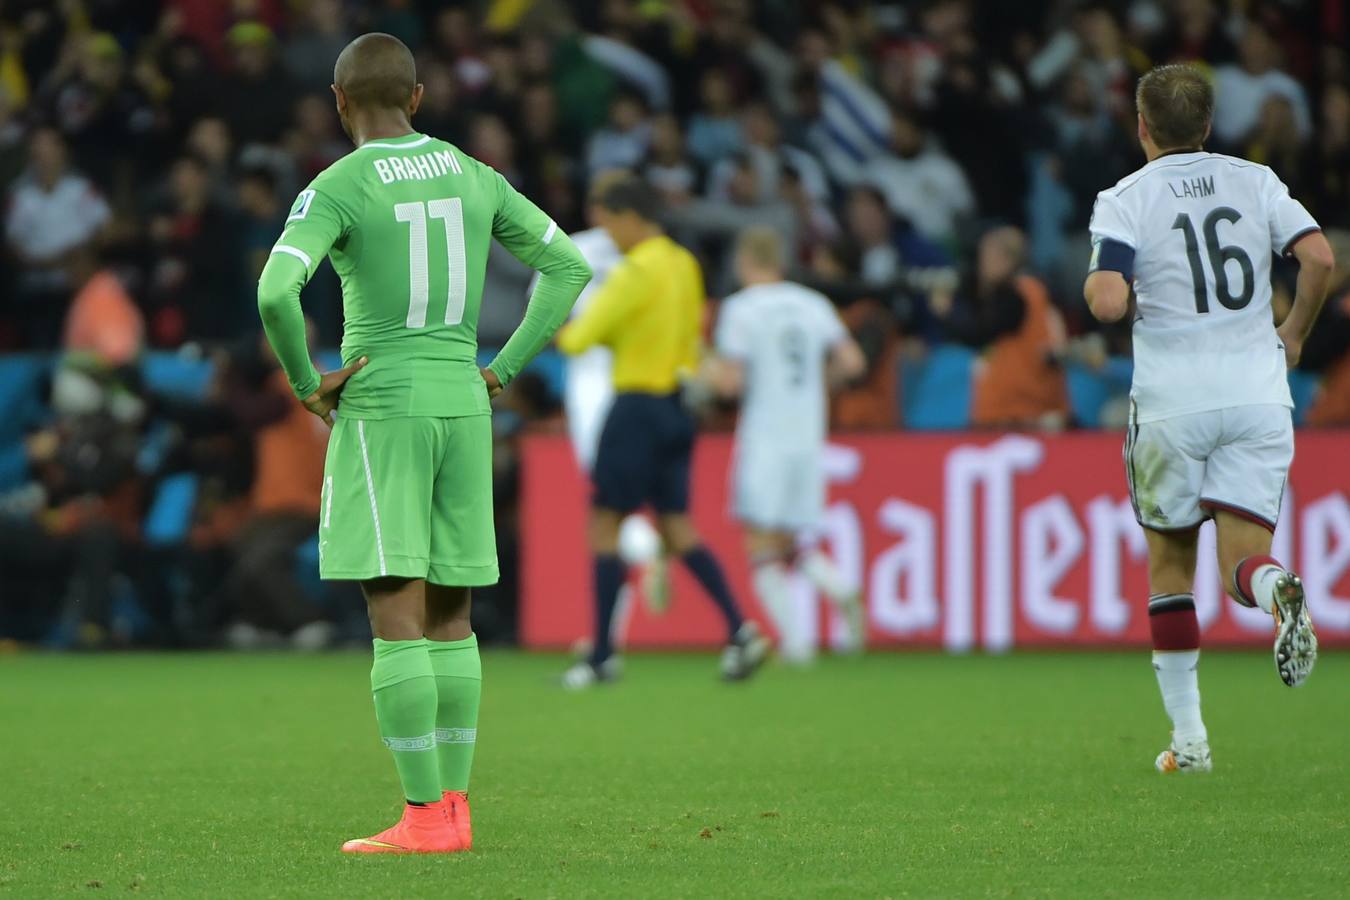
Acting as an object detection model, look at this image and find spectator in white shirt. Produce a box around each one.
[643,114,697,202]
[705,103,829,206]
[585,90,652,177]
[1212,22,1312,148]
[5,127,111,348]
[863,108,974,246]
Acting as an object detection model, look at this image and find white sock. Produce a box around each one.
[1152,650,1207,745]
[752,561,794,639]
[1248,564,1283,615]
[800,548,854,607]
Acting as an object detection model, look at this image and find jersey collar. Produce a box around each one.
[357,133,432,151]
[1149,148,1207,164]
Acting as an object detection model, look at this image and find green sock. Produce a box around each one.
[370,638,442,804]
[427,634,482,794]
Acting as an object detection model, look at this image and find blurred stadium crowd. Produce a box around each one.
[1,0,1349,648]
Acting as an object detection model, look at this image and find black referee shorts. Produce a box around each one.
[592,392,695,515]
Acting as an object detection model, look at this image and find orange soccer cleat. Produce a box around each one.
[341,800,464,854]
[443,791,473,850]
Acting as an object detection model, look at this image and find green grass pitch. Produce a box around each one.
[1,650,1346,898]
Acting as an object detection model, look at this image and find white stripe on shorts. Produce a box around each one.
[323,475,333,528]
[356,420,388,576]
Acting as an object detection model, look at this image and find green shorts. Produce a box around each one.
[319,414,498,586]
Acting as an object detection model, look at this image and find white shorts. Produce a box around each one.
[1124,404,1293,532]
[732,445,825,532]
[564,348,614,473]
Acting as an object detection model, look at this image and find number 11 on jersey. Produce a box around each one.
[395,198,467,329]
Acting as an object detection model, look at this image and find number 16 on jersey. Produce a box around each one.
[1171,207,1254,314]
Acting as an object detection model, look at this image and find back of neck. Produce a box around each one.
[352,111,416,148]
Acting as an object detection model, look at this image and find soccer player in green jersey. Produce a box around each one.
[257,33,591,854]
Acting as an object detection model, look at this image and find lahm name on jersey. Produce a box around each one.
[1167,175,1215,199]
[372,150,462,185]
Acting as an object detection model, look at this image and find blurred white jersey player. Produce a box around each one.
[564,226,623,470]
[1085,65,1331,774]
[560,175,667,654]
[710,227,866,662]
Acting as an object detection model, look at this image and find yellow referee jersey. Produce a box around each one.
[557,234,704,394]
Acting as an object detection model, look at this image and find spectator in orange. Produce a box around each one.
[248,345,328,518]
[933,226,1069,430]
[210,327,334,646]
[62,251,144,368]
[803,237,899,429]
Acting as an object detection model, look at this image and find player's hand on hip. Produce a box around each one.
[1276,324,1302,368]
[303,356,369,427]
[480,367,503,399]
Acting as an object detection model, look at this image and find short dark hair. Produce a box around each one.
[334,33,417,109]
[1136,64,1213,151]
[595,175,661,222]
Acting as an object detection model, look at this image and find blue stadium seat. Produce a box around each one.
[526,349,565,396]
[143,473,200,547]
[141,352,215,400]
[0,442,28,491]
[902,345,975,430]
[1288,369,1320,426]
[0,354,50,444]
[1066,358,1132,428]
[294,534,325,603]
[314,349,343,372]
[1065,364,1109,428]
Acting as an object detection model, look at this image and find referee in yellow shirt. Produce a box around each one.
[556,176,769,687]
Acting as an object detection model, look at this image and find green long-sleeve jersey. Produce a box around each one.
[257,131,591,419]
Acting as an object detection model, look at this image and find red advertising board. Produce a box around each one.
[520,432,1350,650]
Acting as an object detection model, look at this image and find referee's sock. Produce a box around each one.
[682,546,744,641]
[590,553,626,666]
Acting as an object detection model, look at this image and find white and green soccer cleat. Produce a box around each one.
[1272,572,1317,687]
[1156,738,1212,774]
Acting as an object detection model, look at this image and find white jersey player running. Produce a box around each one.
[709,228,866,662]
[1085,65,1333,774]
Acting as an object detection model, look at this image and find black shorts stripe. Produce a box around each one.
[1199,497,1277,532]
[1139,519,1205,534]
[1148,593,1196,615]
[1123,402,1142,521]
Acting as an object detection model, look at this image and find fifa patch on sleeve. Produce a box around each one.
[1090,238,1135,280]
[288,189,316,221]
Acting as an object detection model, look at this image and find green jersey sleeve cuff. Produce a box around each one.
[486,358,513,387]
[290,366,321,400]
